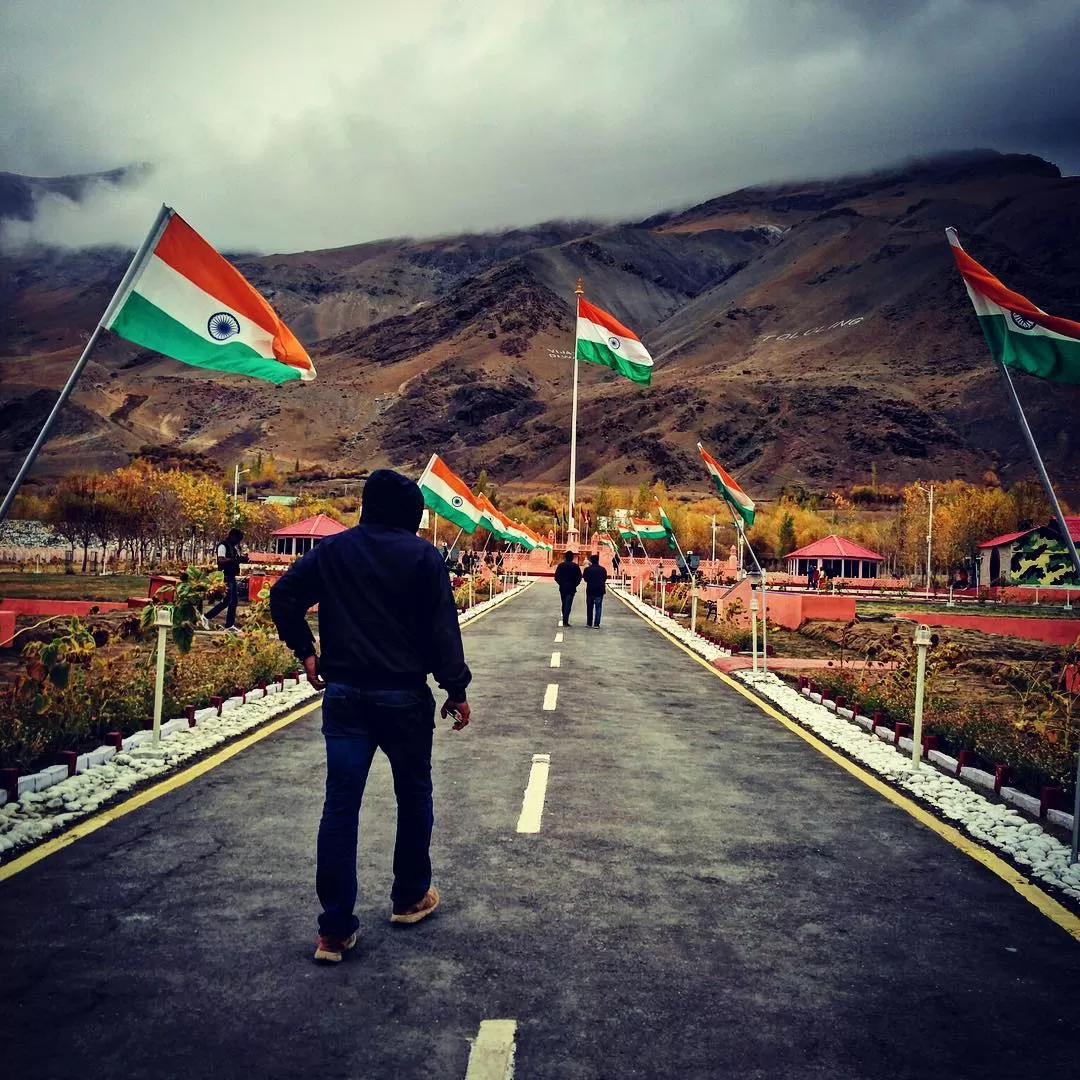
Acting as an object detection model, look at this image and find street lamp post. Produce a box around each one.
[233,464,250,504]
[910,623,932,769]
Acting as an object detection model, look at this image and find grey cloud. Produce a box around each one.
[1,0,1078,253]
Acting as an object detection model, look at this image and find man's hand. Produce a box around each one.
[303,654,325,690]
[440,698,470,730]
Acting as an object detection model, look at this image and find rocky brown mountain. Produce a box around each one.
[1,150,1078,498]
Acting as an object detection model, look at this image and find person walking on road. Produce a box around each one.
[201,527,246,632]
[582,553,608,629]
[270,469,472,964]
[554,550,582,626]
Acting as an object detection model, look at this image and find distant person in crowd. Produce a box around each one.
[270,469,472,964]
[554,550,582,626]
[201,527,246,633]
[807,564,818,589]
[582,553,608,629]
[612,552,621,576]
[440,542,451,567]
[495,550,504,571]
[669,566,680,584]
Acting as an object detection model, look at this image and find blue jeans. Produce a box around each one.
[317,682,436,938]
[586,594,604,627]
[560,591,575,624]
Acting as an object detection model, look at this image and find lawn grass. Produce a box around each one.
[0,572,150,603]
[855,599,1079,621]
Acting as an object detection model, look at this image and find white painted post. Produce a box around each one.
[750,593,759,674]
[152,605,173,745]
[468,575,474,610]
[1065,591,1072,612]
[660,580,666,616]
[911,623,932,769]
[691,584,698,636]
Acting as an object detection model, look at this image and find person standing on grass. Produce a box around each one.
[582,553,608,629]
[202,527,246,632]
[269,469,472,964]
[554,549,582,626]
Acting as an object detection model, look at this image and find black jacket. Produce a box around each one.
[554,560,582,595]
[582,563,608,596]
[269,523,471,701]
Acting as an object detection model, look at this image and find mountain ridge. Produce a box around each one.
[1,149,1078,499]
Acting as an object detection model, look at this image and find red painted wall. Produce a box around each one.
[0,610,14,648]
[895,612,1080,646]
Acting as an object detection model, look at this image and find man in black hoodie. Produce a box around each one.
[270,469,471,963]
[553,550,582,626]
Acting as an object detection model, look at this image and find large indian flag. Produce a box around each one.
[105,207,315,385]
[947,228,1080,384]
[576,296,654,385]
[417,454,483,533]
[698,443,756,527]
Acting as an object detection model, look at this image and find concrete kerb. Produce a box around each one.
[613,587,1080,915]
[0,582,533,868]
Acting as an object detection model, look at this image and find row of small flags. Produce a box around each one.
[414,441,758,551]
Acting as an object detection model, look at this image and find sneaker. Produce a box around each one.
[313,930,358,963]
[390,886,440,925]
[224,625,244,636]
[198,614,211,630]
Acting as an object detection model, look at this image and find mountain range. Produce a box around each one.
[1,149,1078,500]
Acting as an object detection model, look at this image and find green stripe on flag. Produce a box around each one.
[576,338,652,385]
[979,314,1080,384]
[420,486,479,534]
[110,292,303,384]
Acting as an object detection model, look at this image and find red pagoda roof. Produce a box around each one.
[270,513,348,539]
[786,535,884,561]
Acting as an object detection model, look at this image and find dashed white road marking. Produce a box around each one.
[465,1018,518,1079]
[554,632,563,643]
[542,683,559,710]
[550,651,561,668]
[516,754,551,834]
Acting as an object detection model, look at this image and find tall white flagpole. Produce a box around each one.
[0,204,173,522]
[566,279,583,549]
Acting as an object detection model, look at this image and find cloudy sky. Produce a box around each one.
[2,0,1079,252]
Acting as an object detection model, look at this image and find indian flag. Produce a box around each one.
[698,443,755,527]
[105,207,315,385]
[631,517,667,541]
[417,454,482,534]
[948,228,1080,384]
[576,296,654,385]
[656,500,678,551]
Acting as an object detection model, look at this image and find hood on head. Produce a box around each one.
[361,469,425,531]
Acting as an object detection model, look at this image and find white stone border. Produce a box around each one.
[614,588,732,663]
[618,588,1080,905]
[0,679,320,861]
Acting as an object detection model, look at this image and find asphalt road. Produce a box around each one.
[2,582,1078,1080]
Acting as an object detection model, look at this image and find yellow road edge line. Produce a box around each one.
[0,582,532,881]
[613,591,1080,943]
[0,699,322,883]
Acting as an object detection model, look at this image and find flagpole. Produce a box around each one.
[995,360,1080,863]
[722,501,768,674]
[566,279,584,549]
[0,203,172,522]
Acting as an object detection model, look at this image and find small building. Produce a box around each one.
[785,535,884,580]
[270,513,347,557]
[978,516,1080,587]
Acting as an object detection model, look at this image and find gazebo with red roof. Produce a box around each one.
[271,513,348,557]
[784,535,884,581]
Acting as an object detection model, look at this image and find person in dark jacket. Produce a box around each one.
[553,550,582,626]
[202,527,246,631]
[582,553,608,629]
[270,469,472,963]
